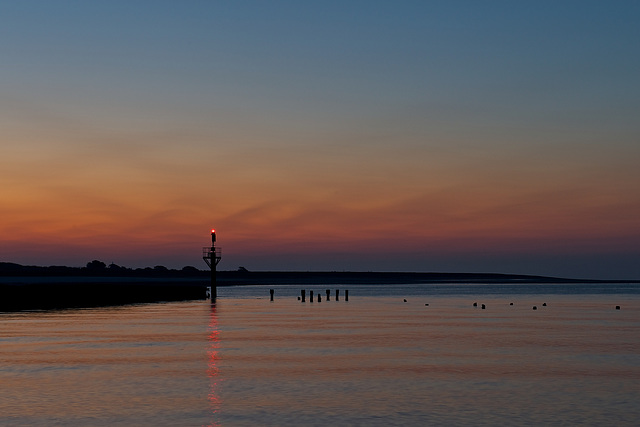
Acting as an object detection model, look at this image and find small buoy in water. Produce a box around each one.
[298,296,301,301]
[542,303,547,306]
[616,305,621,310]
[510,302,514,305]
[533,306,537,310]
[403,299,407,302]
[481,304,486,309]
[425,303,429,306]
[473,302,478,307]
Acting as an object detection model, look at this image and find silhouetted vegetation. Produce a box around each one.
[86,260,107,271]
[0,261,212,311]
[2,261,632,285]
[0,261,208,278]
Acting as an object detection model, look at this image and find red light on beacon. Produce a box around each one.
[211,229,215,234]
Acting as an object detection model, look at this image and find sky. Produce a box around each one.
[1,1,639,279]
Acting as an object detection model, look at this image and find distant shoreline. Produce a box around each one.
[3,261,639,284]
[212,271,639,285]
[2,260,639,293]
[2,268,638,312]
[1,269,638,286]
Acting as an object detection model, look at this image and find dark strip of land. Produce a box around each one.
[0,282,207,311]
[2,266,637,312]
[3,262,636,285]
[214,271,619,285]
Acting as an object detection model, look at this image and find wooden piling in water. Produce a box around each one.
[270,289,274,301]
[301,289,306,302]
[310,290,314,302]
[318,294,321,303]
[345,290,349,301]
[326,289,330,301]
[336,289,340,301]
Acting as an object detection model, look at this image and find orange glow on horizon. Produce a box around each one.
[2,119,639,274]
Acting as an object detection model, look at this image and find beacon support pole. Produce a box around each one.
[203,229,222,300]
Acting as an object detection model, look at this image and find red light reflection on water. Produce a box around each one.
[207,301,221,427]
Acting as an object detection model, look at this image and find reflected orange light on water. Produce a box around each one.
[207,301,221,427]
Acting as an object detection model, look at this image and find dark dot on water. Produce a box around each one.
[533,306,537,310]
[403,299,407,302]
[481,304,486,309]
[542,303,547,306]
[425,303,429,306]
[510,302,514,305]
[473,302,478,307]
[616,305,621,310]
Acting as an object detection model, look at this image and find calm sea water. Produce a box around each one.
[1,283,638,426]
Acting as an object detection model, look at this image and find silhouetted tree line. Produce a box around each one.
[0,261,207,278]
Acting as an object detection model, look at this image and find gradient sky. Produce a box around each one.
[2,1,639,279]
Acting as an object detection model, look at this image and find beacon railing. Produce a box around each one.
[202,247,222,268]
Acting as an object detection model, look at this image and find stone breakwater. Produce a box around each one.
[0,281,208,311]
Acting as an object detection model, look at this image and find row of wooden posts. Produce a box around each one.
[268,289,349,302]
[267,292,623,309]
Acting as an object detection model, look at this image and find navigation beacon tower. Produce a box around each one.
[202,229,222,299]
